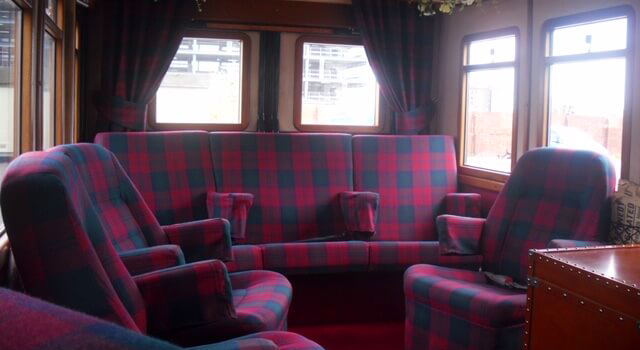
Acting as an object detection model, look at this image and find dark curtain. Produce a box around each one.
[352,0,436,134]
[95,0,192,132]
[257,32,281,132]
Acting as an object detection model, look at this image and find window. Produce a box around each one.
[152,32,251,130]
[294,36,380,132]
[544,9,632,180]
[461,31,518,174]
[42,32,55,149]
[0,0,21,227]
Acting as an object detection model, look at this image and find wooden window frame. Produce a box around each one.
[293,35,383,133]
[541,6,635,179]
[458,27,520,185]
[148,30,251,131]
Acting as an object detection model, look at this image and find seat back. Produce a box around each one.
[210,132,353,243]
[54,144,167,251]
[482,148,616,283]
[1,150,147,332]
[95,131,216,225]
[352,135,458,241]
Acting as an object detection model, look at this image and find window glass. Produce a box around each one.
[467,35,516,65]
[548,58,625,178]
[551,17,627,57]
[546,16,629,179]
[464,68,515,173]
[156,37,244,125]
[0,0,20,227]
[463,34,517,173]
[300,42,378,127]
[45,0,57,21]
[43,33,55,149]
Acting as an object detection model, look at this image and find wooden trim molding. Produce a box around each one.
[458,174,505,193]
[293,35,384,133]
[149,30,251,132]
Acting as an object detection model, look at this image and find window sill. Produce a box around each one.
[458,166,508,192]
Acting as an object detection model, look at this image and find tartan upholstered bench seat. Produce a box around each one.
[0,287,323,350]
[404,148,615,350]
[0,146,295,346]
[96,131,484,274]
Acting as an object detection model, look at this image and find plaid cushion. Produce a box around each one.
[226,245,264,273]
[119,245,186,276]
[0,288,180,350]
[546,239,603,249]
[443,193,482,218]
[134,260,236,334]
[339,191,380,235]
[165,270,292,345]
[163,218,232,263]
[352,135,458,241]
[481,148,616,283]
[210,132,353,243]
[1,150,147,332]
[228,331,324,350]
[207,192,255,243]
[404,264,526,350]
[437,215,485,255]
[95,131,216,225]
[261,242,369,274]
[368,242,483,271]
[0,288,322,350]
[54,143,168,251]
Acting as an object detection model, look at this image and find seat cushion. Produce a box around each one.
[210,133,353,243]
[368,242,482,271]
[404,264,526,328]
[161,270,292,346]
[226,245,264,273]
[207,331,323,350]
[262,241,369,274]
[352,135,458,241]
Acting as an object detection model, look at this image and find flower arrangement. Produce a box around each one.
[415,0,483,16]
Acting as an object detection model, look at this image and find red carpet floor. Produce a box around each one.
[290,321,404,350]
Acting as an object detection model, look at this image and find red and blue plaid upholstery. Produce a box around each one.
[443,193,482,218]
[261,242,369,274]
[1,148,296,345]
[339,191,380,235]
[119,245,186,276]
[207,192,255,243]
[226,245,264,273]
[352,135,458,241]
[165,270,293,345]
[437,215,486,255]
[95,131,216,225]
[162,219,232,263]
[404,148,615,350]
[368,242,482,271]
[546,239,603,249]
[134,260,236,334]
[0,288,323,350]
[1,150,148,332]
[210,132,353,243]
[404,265,526,350]
[481,148,615,284]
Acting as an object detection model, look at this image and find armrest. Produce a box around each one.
[339,191,380,239]
[443,193,482,218]
[163,218,232,263]
[118,245,185,276]
[437,214,485,255]
[207,192,254,243]
[134,260,236,334]
[546,239,604,249]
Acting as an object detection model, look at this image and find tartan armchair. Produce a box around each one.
[1,147,294,345]
[405,148,615,350]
